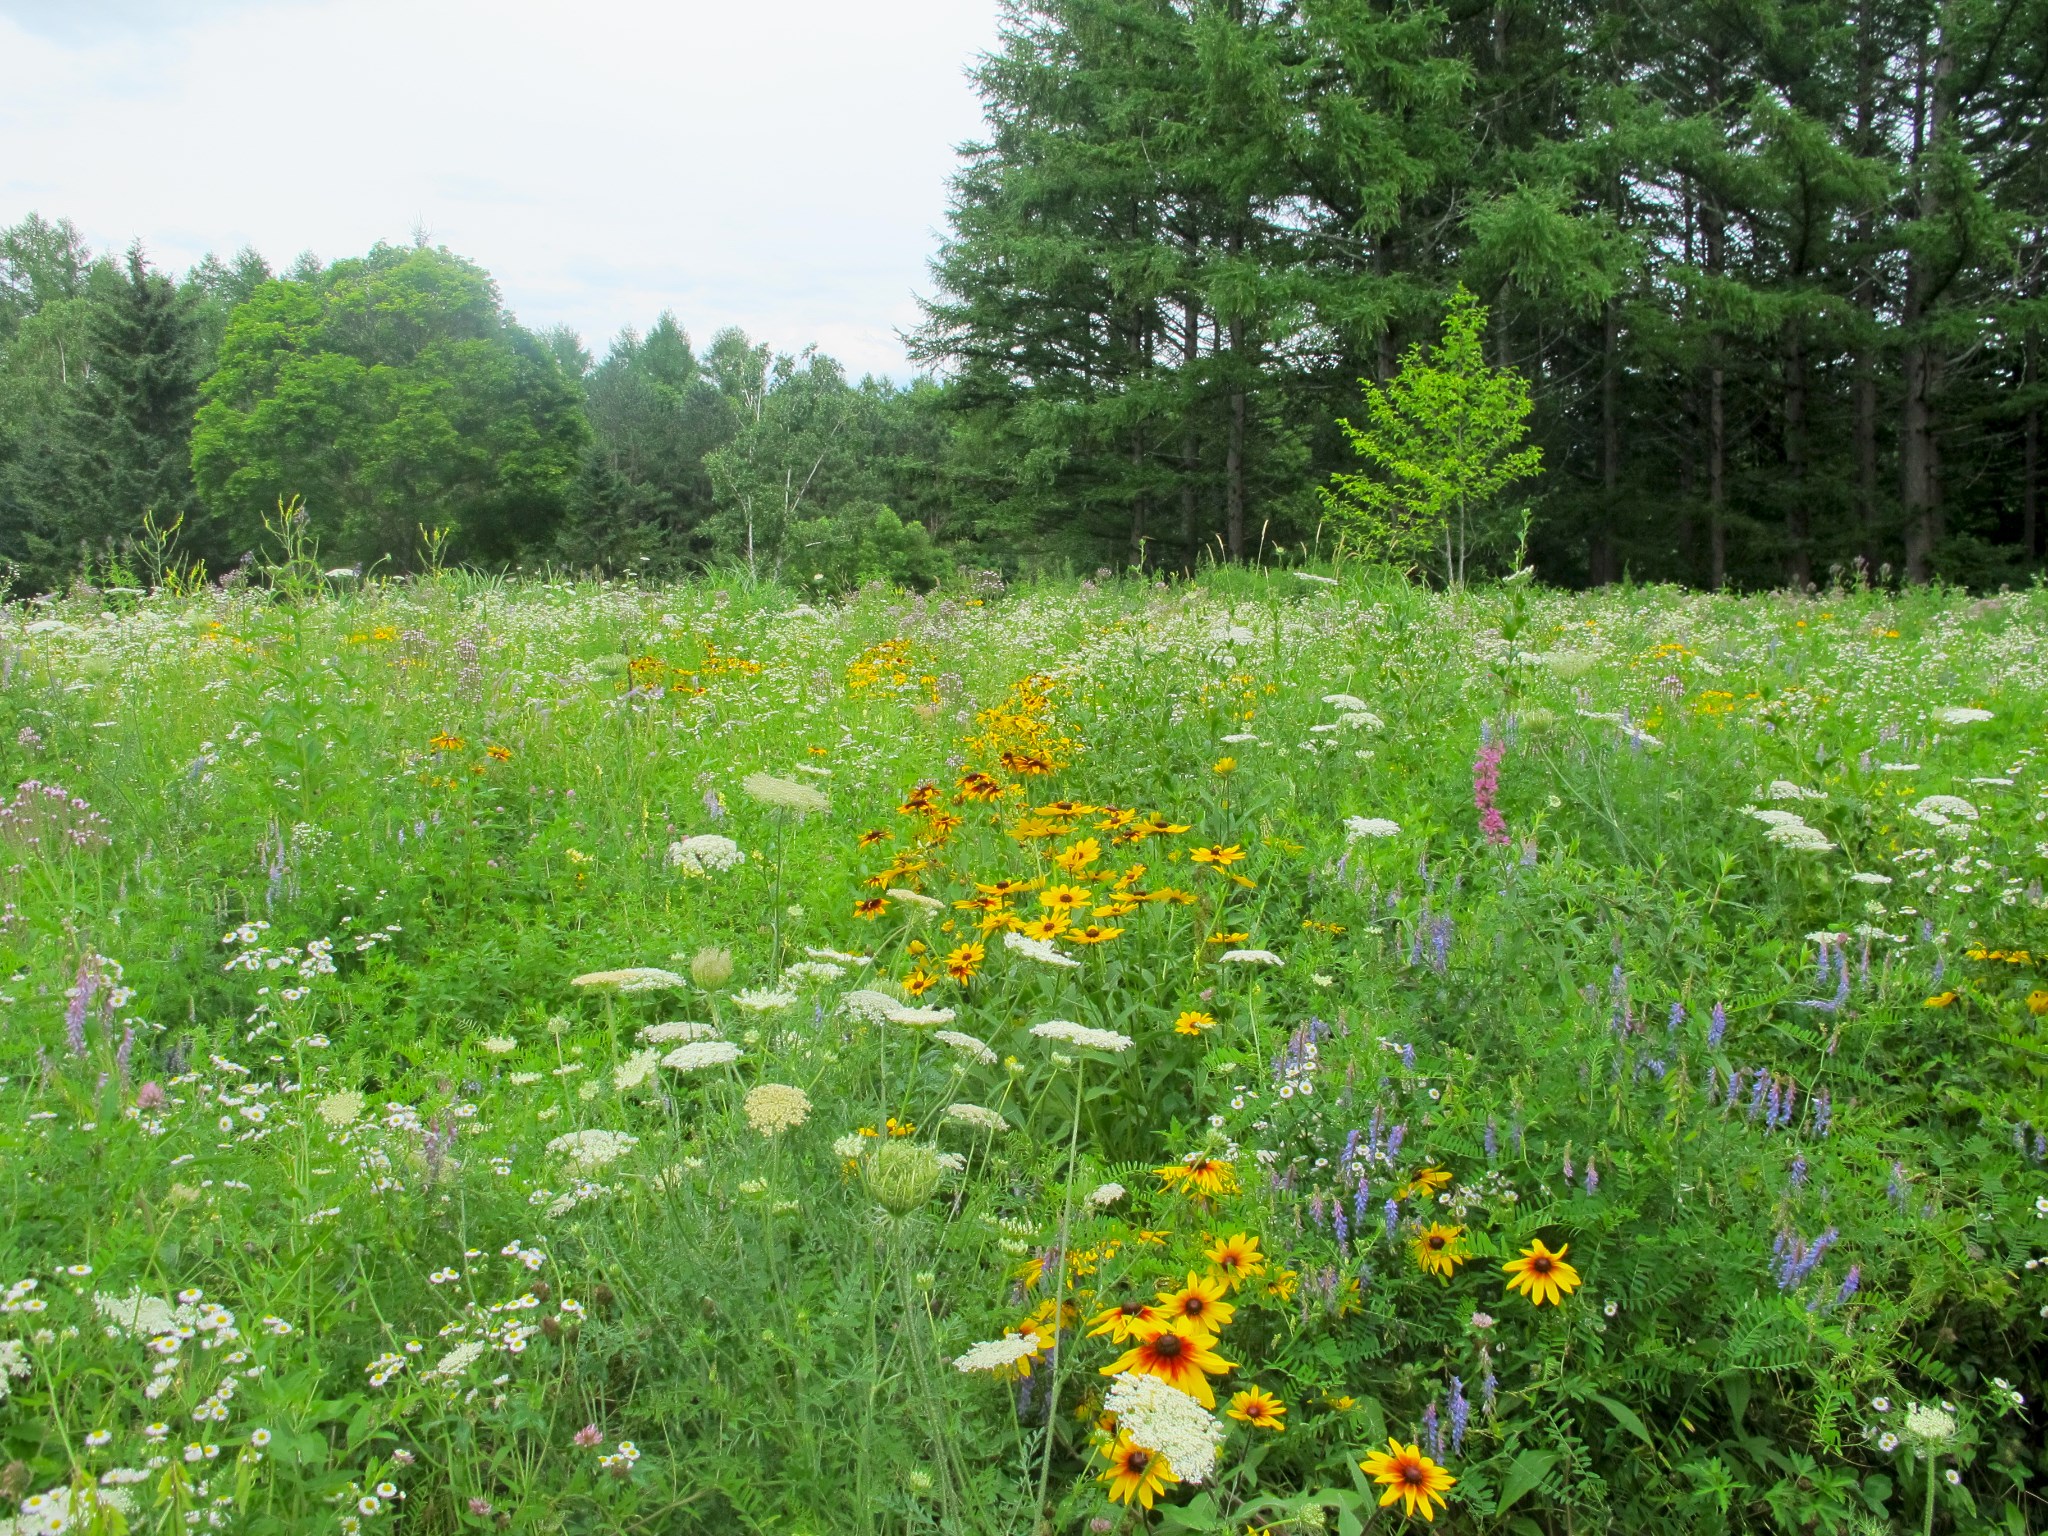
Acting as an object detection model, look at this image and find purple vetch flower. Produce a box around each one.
[1814,937,1832,985]
[1334,1205,1350,1260]
[1423,1401,1443,1459]
[1342,1128,1361,1167]
[1485,1117,1498,1161]
[1583,1158,1599,1196]
[1835,1265,1860,1305]
[1789,1155,1808,1190]
[1887,1162,1906,1206]
[702,788,724,821]
[1428,916,1452,974]
[1749,1074,1768,1122]
[1709,1001,1727,1048]
[1931,952,1944,987]
[1812,1090,1832,1137]
[1482,1370,1498,1410]
[1510,1120,1524,1155]
[1447,1376,1470,1453]
[1400,1042,1416,1073]
[1353,1179,1371,1223]
[1668,1001,1685,1034]
[2034,1132,2046,1163]
[1703,1065,1718,1101]
[64,954,99,1057]
[1310,1192,1326,1228]
[115,1025,133,1086]
[1562,1148,1575,1181]
[1383,1198,1400,1245]
[1519,838,1538,867]
[1765,1081,1783,1127]
[1725,1067,1743,1110]
[1386,1124,1406,1161]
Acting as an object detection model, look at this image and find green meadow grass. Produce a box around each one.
[0,568,2043,1536]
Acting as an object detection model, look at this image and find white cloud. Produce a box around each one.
[0,0,999,378]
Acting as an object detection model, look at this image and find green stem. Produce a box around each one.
[1922,1451,1938,1536]
[1036,1061,1087,1518]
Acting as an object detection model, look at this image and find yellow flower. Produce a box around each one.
[1360,1439,1455,1522]
[1203,1232,1265,1288]
[854,897,889,920]
[429,732,466,752]
[1397,1166,1453,1200]
[1923,991,1958,1008]
[1174,1010,1218,1037]
[944,943,985,983]
[1190,844,1245,867]
[1098,1433,1177,1508]
[1411,1223,1468,1281]
[1157,1159,1238,1199]
[1067,923,1123,945]
[2029,990,2048,1017]
[1086,1300,1159,1342]
[1038,883,1093,913]
[1227,1387,1286,1431]
[901,967,940,997]
[1212,757,1237,774]
[1502,1238,1581,1306]
[485,744,511,761]
[1051,838,1102,874]
[1019,915,1070,940]
[1155,1272,1235,1334]
[1098,1317,1234,1408]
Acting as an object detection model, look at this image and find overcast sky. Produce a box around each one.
[0,0,1002,378]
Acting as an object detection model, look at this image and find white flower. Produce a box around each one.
[933,1029,997,1065]
[667,834,744,875]
[884,1002,956,1028]
[1220,732,1260,744]
[832,1133,870,1160]
[317,1090,364,1128]
[1322,693,1368,710]
[480,1035,518,1056]
[804,946,872,966]
[1103,1373,1226,1485]
[1742,806,1834,852]
[841,989,906,1023]
[1003,931,1079,969]
[612,1049,662,1092]
[93,1292,180,1339]
[426,1340,488,1379]
[1030,1020,1134,1053]
[1930,706,1993,725]
[0,1338,29,1396]
[943,1103,1010,1133]
[952,1335,1045,1372]
[1344,816,1401,840]
[743,1083,812,1136]
[1218,948,1283,966]
[572,967,686,993]
[1910,795,1979,826]
[1849,872,1893,885]
[1903,1403,1957,1444]
[1295,571,1337,585]
[508,1072,543,1085]
[731,987,797,1013]
[638,1020,720,1044]
[934,1151,967,1173]
[546,1129,638,1169]
[783,960,846,984]
[1086,1182,1125,1207]
[2035,1195,2048,1217]
[887,887,946,911]
[661,1041,742,1073]
[1339,711,1385,730]
[740,772,829,816]
[1766,781,1827,801]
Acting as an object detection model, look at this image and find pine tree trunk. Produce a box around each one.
[1784,320,1809,588]
[1129,433,1147,568]
[2025,327,2040,560]
[1225,228,1246,563]
[1901,28,1953,583]
[1594,299,1619,585]
[1709,362,1727,588]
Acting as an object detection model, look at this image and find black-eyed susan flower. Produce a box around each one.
[858,829,891,847]
[1067,923,1123,945]
[1086,1300,1158,1342]
[486,744,511,761]
[1020,915,1070,941]
[1174,1010,1217,1037]
[854,897,890,920]
[1051,838,1101,874]
[1923,991,1958,1008]
[977,877,1036,897]
[1036,799,1095,818]
[1156,1272,1235,1334]
[1039,884,1093,913]
[1227,1387,1286,1431]
[1157,1158,1239,1199]
[943,943,984,983]
[1190,844,1245,867]
[1502,1238,1582,1306]
[1411,1223,1468,1281]
[1098,1317,1234,1407]
[901,967,940,997]
[1398,1167,1453,1200]
[1360,1438,1455,1521]
[429,732,466,752]
[1098,1433,1177,1508]
[2029,990,2048,1017]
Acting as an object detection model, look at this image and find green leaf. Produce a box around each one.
[1495,1449,1558,1515]
[1594,1393,1654,1447]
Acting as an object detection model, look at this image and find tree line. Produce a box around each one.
[4,0,2044,592]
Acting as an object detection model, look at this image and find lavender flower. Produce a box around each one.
[1423,1401,1443,1459]
[1584,1158,1599,1196]
[1401,1042,1416,1074]
[1447,1376,1470,1453]
[1789,1155,1808,1190]
[1383,1198,1400,1245]
[1835,1265,1860,1305]
[1484,1117,1498,1162]
[1334,1205,1350,1260]
[1386,1124,1405,1161]
[1708,1001,1728,1048]
[1887,1162,1906,1206]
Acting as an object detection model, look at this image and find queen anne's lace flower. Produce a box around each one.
[1344,816,1401,840]
[952,1334,1044,1372]
[1929,706,1992,725]
[1105,1373,1226,1484]
[667,834,744,875]
[934,1030,997,1065]
[613,1049,662,1092]
[638,1021,720,1044]
[661,1041,742,1073]
[731,987,797,1013]
[943,1102,1009,1133]
[740,773,829,815]
[546,1129,639,1169]
[1218,948,1283,966]
[572,967,686,993]
[1087,1182,1125,1207]
[1030,1020,1134,1053]
[1004,931,1080,968]
[743,1084,812,1136]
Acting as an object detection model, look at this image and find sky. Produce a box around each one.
[0,0,1003,378]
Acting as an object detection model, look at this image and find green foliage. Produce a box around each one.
[188,243,589,569]
[0,571,2044,1534]
[1322,286,1544,584]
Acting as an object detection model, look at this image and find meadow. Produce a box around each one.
[0,554,2043,1536]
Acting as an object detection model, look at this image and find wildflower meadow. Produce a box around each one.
[0,559,2044,1535]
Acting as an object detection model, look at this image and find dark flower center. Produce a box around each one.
[1532,1256,1554,1275]
[1402,1464,1425,1485]
[1426,1236,1446,1251]
[1152,1335,1185,1358]
[1127,1449,1150,1473]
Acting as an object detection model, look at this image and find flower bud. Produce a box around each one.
[862,1141,943,1216]
[690,947,734,990]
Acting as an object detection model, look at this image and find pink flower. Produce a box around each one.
[135,1081,166,1110]
[468,1498,492,1516]
[572,1424,603,1449]
[1472,740,1509,846]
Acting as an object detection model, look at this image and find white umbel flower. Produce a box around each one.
[952,1335,1045,1373]
[1104,1373,1226,1484]
[1218,948,1283,966]
[572,967,685,993]
[1003,931,1080,968]
[934,1030,997,1065]
[546,1129,639,1169]
[743,1083,812,1136]
[661,1041,742,1073]
[943,1103,1010,1133]
[1344,816,1401,840]
[1031,1020,1134,1053]
[1929,706,1992,725]
[1322,693,1368,710]
[731,987,797,1013]
[841,989,905,1023]
[1910,795,1979,826]
[1765,781,1827,801]
[668,833,744,875]
[613,1049,662,1092]
[740,772,829,816]
[638,1021,720,1044]
[1087,1182,1125,1207]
